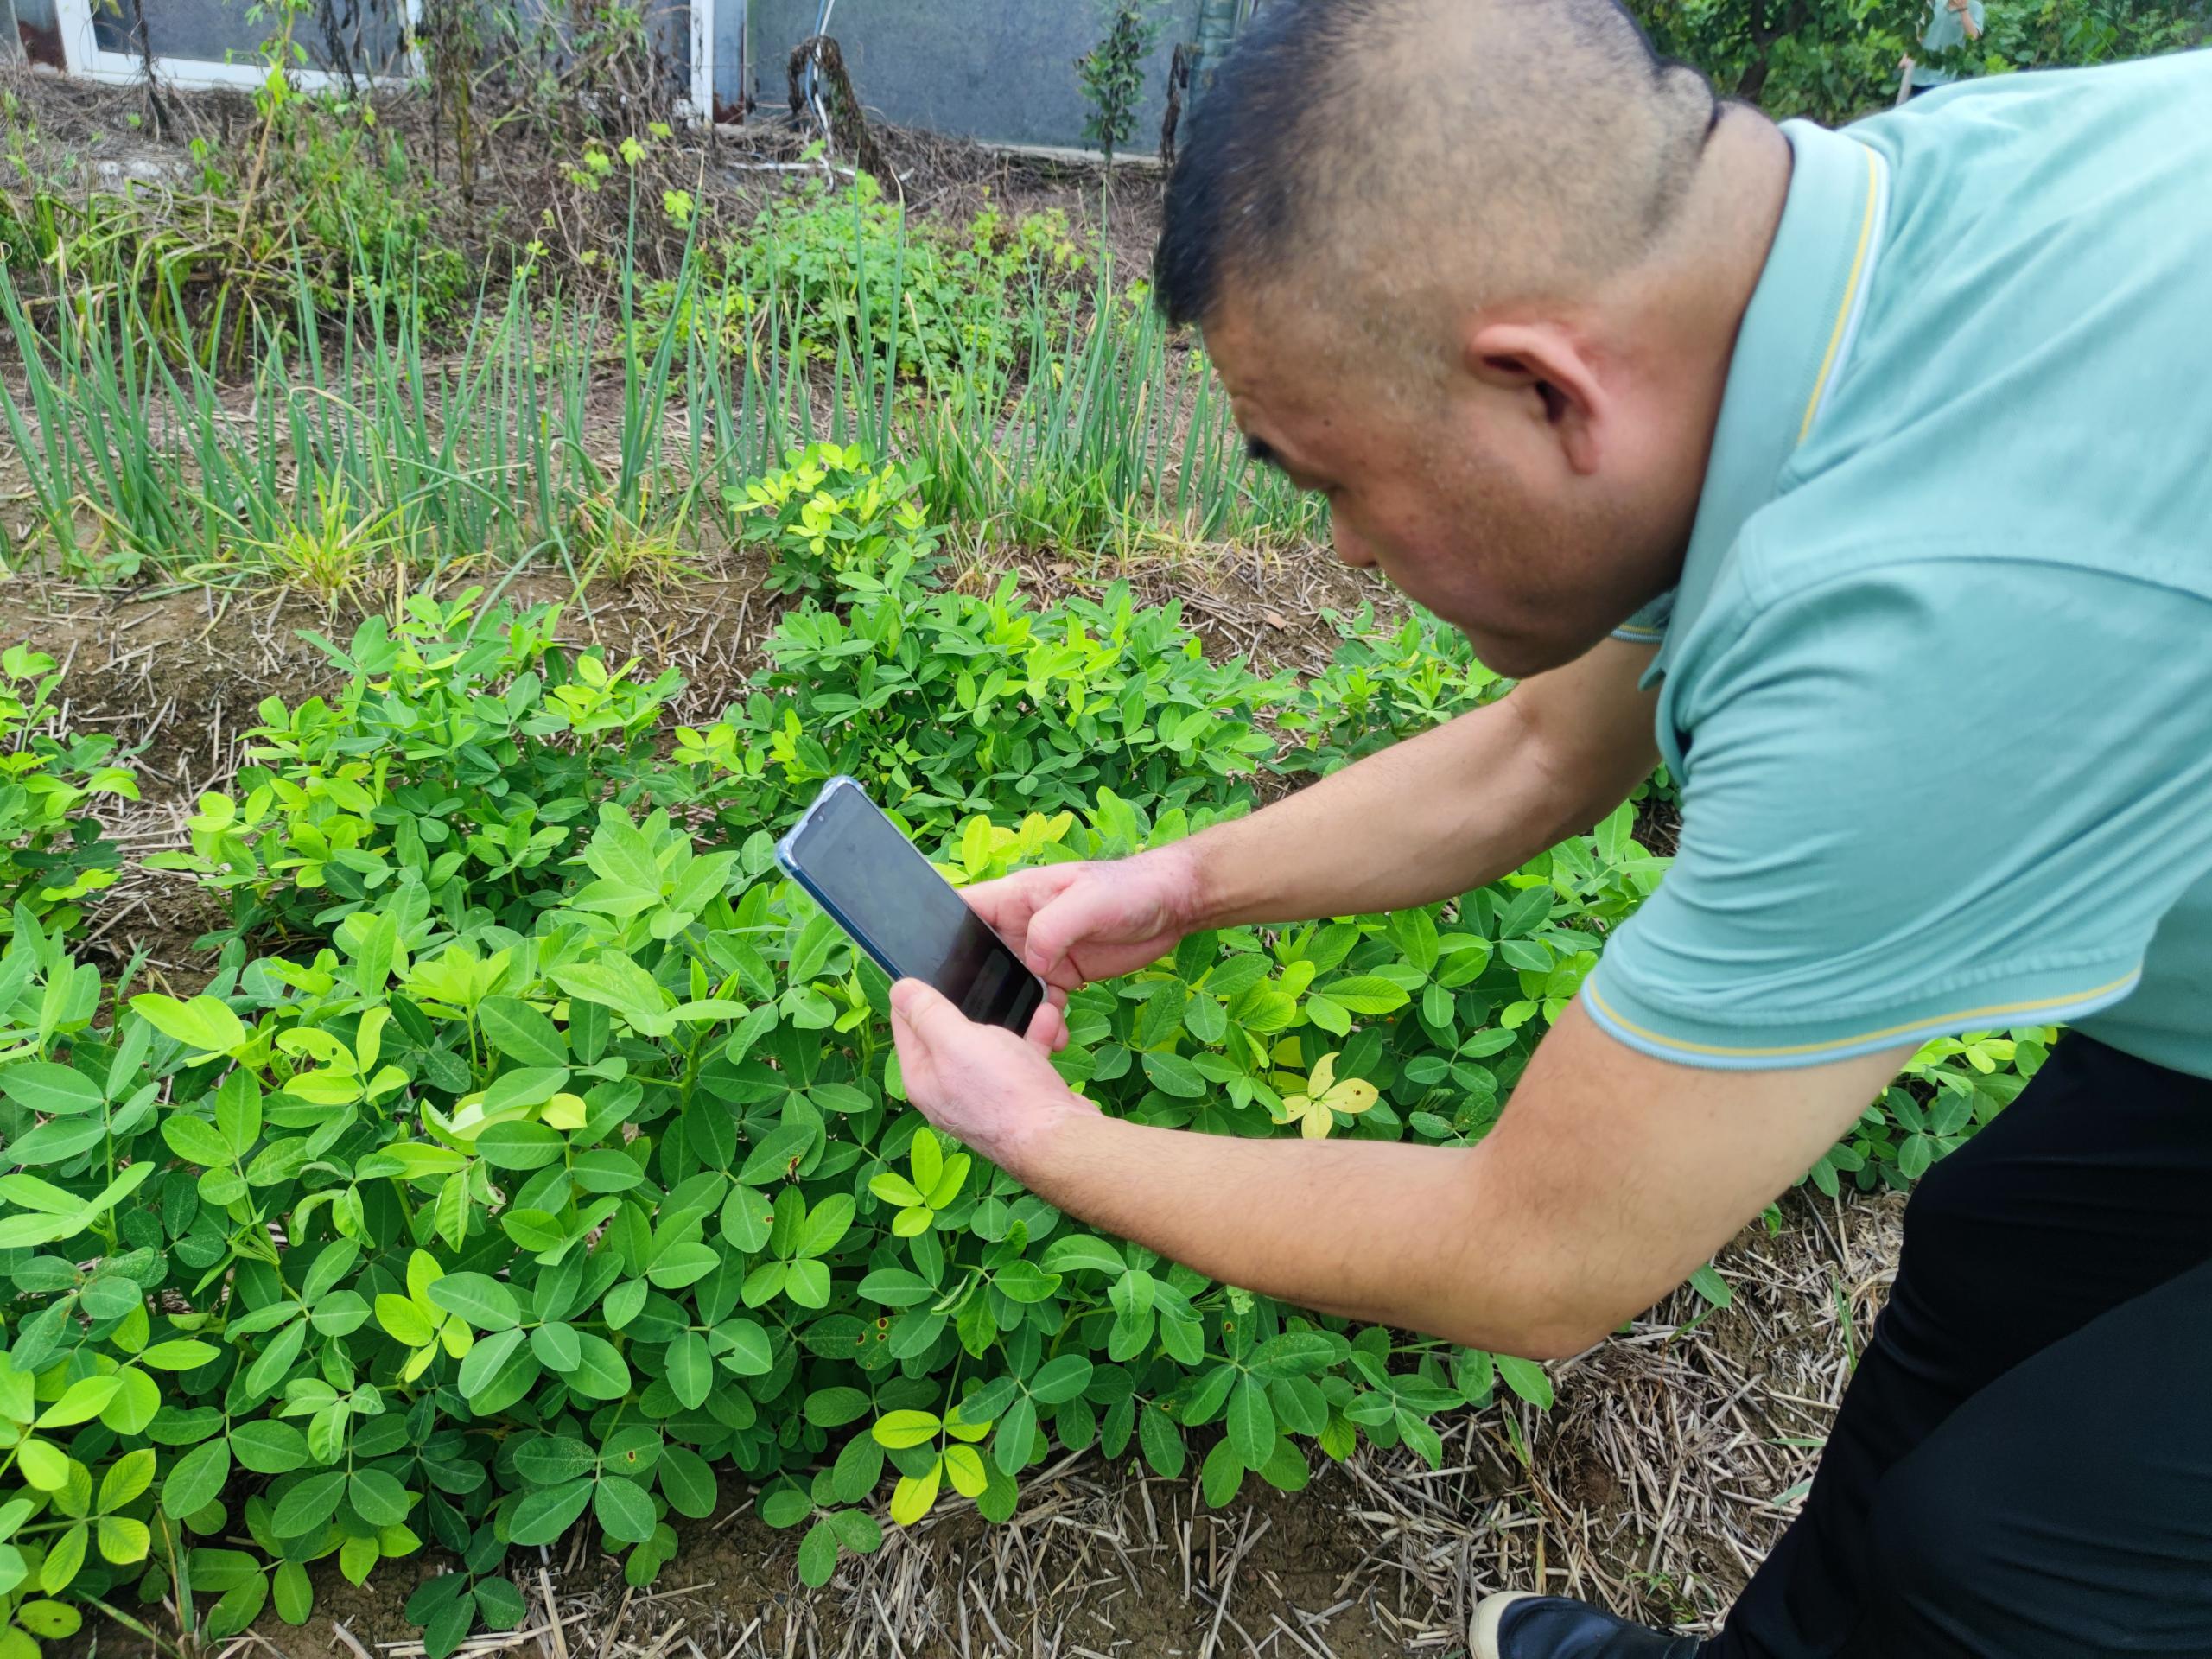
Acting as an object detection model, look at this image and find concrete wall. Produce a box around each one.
[747,0,1205,151]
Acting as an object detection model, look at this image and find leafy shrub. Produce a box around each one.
[0,778,1598,1650]
[1275,606,1507,777]
[721,575,1294,842]
[687,174,1084,380]
[728,443,944,601]
[0,645,137,940]
[1074,0,1165,163]
[148,592,683,944]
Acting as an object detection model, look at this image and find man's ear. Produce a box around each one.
[1464,321,1607,476]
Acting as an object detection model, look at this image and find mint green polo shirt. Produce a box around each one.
[1586,54,2212,1077]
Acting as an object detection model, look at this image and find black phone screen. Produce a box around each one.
[783,783,1045,1033]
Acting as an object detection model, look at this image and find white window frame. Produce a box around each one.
[53,0,712,117]
[51,0,423,88]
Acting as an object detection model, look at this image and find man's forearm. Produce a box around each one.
[1010,1103,1599,1358]
[1184,641,1658,927]
[1185,699,1567,927]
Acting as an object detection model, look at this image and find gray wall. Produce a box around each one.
[748,0,1205,151]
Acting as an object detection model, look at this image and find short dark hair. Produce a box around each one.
[1154,0,1719,330]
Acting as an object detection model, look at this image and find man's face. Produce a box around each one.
[1205,293,1684,680]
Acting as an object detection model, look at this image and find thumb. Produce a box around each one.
[890,977,963,1049]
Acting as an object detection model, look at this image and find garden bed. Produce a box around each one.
[0,67,1978,1659]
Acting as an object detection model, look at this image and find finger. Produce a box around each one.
[1023,1000,1069,1054]
[1045,984,1070,1013]
[961,867,1066,930]
[1023,880,1132,987]
[890,977,968,1055]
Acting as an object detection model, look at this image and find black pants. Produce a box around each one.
[1706,1033,2212,1657]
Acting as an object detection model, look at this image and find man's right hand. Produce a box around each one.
[960,846,1207,994]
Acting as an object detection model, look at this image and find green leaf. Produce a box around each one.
[102,1367,160,1435]
[14,1439,67,1491]
[713,1319,775,1376]
[1246,1332,1338,1379]
[478,1121,566,1170]
[38,1523,85,1593]
[348,1469,412,1527]
[1027,1354,1093,1406]
[594,1476,658,1544]
[1495,1354,1554,1410]
[565,1333,632,1400]
[474,1577,528,1631]
[16,1601,80,1639]
[1688,1263,1735,1310]
[531,1321,582,1372]
[273,1559,315,1624]
[139,1338,221,1370]
[480,997,569,1067]
[797,1518,840,1587]
[870,1410,940,1450]
[1199,1435,1244,1507]
[804,1387,871,1428]
[1225,1377,1275,1470]
[232,1420,311,1474]
[98,1514,151,1564]
[206,1573,269,1640]
[484,1065,571,1114]
[160,1114,235,1169]
[756,1482,813,1529]
[428,1272,522,1331]
[665,1332,712,1410]
[272,1470,348,1537]
[514,1436,596,1488]
[0,1062,102,1116]
[646,1243,721,1290]
[830,1508,882,1554]
[1140,1051,1207,1099]
[508,1478,594,1546]
[785,1258,831,1308]
[658,1446,718,1519]
[991,1395,1036,1477]
[97,1447,156,1510]
[130,994,246,1056]
[458,1328,527,1401]
[1320,976,1411,1015]
[375,1293,435,1348]
[162,1439,231,1519]
[37,1374,118,1427]
[798,1192,855,1258]
[1138,1408,1185,1480]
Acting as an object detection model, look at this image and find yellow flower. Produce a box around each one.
[1270,1052,1378,1139]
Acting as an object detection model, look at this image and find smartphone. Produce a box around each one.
[774,777,1047,1033]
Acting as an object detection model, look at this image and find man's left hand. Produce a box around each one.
[889,980,1096,1173]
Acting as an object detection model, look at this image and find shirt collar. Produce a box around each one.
[1644,118,1892,688]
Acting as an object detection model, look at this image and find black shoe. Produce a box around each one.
[1472,1592,1700,1657]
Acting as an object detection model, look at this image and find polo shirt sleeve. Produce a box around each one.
[1581,557,2212,1070]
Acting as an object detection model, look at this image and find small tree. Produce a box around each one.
[1075,0,1162,163]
